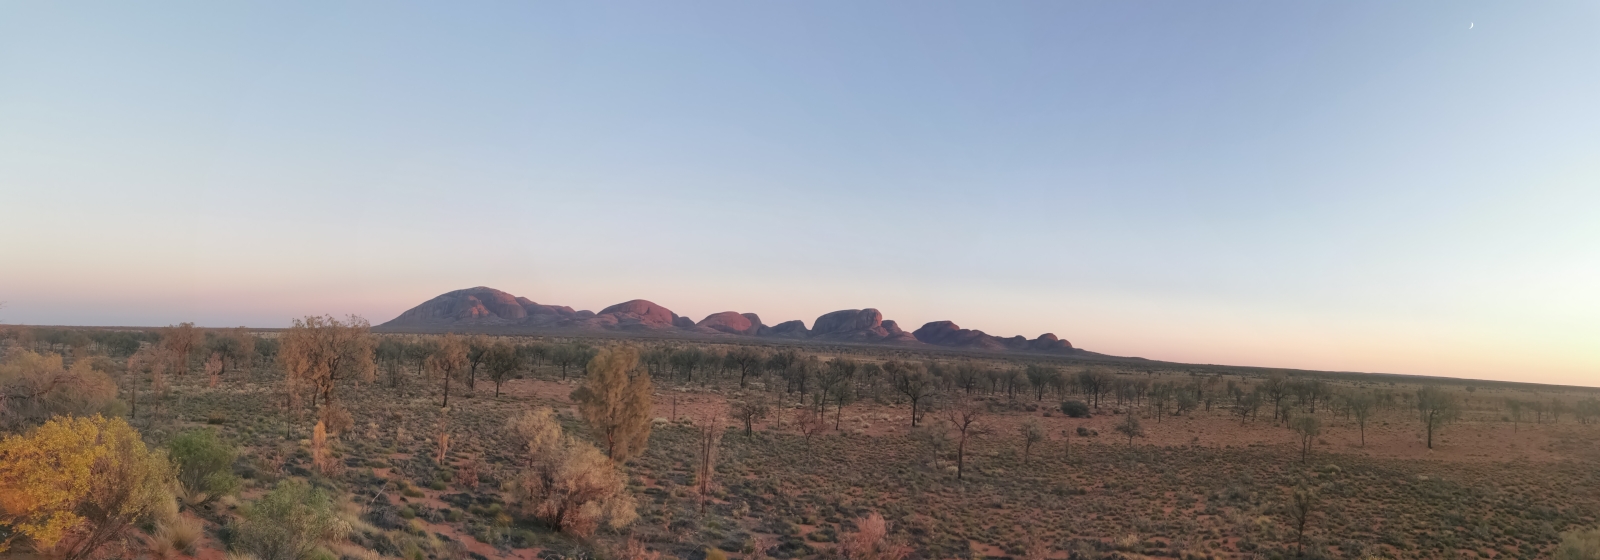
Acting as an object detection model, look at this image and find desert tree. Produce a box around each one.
[406,338,437,377]
[724,347,766,389]
[1020,419,1045,464]
[1285,483,1319,557]
[946,397,989,480]
[202,327,257,379]
[821,358,858,429]
[1290,414,1321,464]
[0,415,176,560]
[465,334,492,391]
[1262,373,1292,423]
[1114,412,1145,446]
[765,349,799,384]
[640,345,673,378]
[796,406,827,446]
[519,342,550,366]
[1416,385,1461,449]
[483,341,521,397]
[1346,392,1375,446]
[693,415,723,513]
[1175,388,1198,416]
[1149,382,1174,422]
[669,346,708,383]
[1506,399,1525,431]
[158,322,203,377]
[376,338,407,389]
[1577,398,1600,425]
[1234,389,1263,425]
[426,334,469,407]
[552,343,598,380]
[952,362,982,395]
[1077,369,1110,410]
[0,350,118,430]
[1025,364,1059,401]
[730,396,770,436]
[571,346,654,463]
[895,365,935,428]
[278,315,376,408]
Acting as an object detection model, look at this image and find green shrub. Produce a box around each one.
[228,480,348,560]
[1060,401,1091,418]
[169,428,241,505]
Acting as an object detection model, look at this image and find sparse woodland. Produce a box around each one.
[3,323,1600,559]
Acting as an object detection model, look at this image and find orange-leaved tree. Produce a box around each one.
[278,315,376,408]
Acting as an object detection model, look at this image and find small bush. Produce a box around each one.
[1060,401,1092,418]
[169,429,241,506]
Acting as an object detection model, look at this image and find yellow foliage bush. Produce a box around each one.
[0,414,174,559]
[510,431,638,536]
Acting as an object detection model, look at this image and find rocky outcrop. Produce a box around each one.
[697,311,763,335]
[758,320,810,338]
[913,321,1072,351]
[383,287,567,327]
[378,287,1077,354]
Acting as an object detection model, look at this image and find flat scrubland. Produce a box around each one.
[3,325,1599,560]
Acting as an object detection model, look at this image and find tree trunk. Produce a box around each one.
[956,436,966,480]
[442,374,451,408]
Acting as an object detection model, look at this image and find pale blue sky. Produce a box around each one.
[2,2,1597,385]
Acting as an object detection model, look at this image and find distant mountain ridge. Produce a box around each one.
[376,286,1080,354]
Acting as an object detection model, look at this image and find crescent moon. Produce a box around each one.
[1469,22,1474,29]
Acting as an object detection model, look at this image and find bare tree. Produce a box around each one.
[895,367,935,428]
[693,415,723,513]
[946,398,989,480]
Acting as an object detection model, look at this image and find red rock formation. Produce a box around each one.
[597,299,679,328]
[697,311,762,335]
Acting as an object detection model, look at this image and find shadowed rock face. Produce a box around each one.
[913,321,1073,351]
[759,320,810,338]
[378,287,1077,354]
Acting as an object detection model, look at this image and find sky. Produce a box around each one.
[2,2,1597,386]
